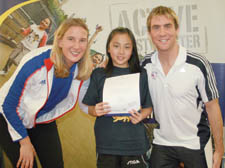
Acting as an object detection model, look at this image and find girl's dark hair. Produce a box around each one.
[105,27,141,76]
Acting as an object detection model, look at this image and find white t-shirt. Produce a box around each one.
[142,45,218,150]
[21,24,46,50]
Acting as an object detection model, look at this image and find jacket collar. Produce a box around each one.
[44,58,54,71]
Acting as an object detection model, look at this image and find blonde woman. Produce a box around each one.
[0,18,92,168]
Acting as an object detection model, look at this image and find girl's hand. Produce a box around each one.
[95,24,103,33]
[17,136,36,168]
[95,102,111,116]
[129,109,143,124]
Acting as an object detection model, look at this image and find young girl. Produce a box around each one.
[0,18,92,168]
[0,18,51,75]
[83,27,153,168]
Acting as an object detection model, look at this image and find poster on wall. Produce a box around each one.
[0,0,224,121]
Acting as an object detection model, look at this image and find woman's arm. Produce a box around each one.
[17,136,36,168]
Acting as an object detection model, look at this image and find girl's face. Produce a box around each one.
[59,26,88,68]
[108,33,133,68]
[40,18,51,30]
[92,54,103,66]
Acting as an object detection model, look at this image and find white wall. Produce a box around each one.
[62,0,225,63]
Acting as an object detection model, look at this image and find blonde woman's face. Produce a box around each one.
[58,26,88,68]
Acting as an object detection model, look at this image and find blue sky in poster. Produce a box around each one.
[0,0,27,15]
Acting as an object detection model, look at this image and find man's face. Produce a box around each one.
[149,15,179,53]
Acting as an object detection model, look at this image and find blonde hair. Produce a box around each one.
[146,6,179,32]
[51,18,92,80]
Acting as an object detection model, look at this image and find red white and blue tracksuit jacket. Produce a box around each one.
[0,46,89,142]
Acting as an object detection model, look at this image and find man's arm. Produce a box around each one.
[205,98,224,168]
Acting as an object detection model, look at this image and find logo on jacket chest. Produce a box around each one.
[151,71,158,80]
[39,80,46,85]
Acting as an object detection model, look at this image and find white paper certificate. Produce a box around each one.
[103,73,140,116]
